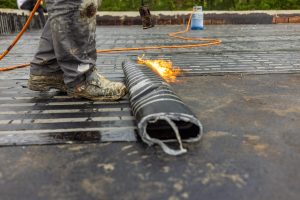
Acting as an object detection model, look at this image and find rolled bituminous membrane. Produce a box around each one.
[122,60,203,156]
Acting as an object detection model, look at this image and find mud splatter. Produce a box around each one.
[173,181,184,192]
[68,145,86,151]
[162,166,171,173]
[97,163,115,172]
[204,131,231,139]
[71,155,97,166]
[140,182,167,194]
[201,97,233,115]
[7,154,51,181]
[141,155,149,159]
[80,0,98,18]
[81,177,114,198]
[243,95,300,117]
[168,196,180,200]
[121,145,133,151]
[181,192,189,199]
[69,48,79,56]
[131,160,142,165]
[127,151,139,156]
[86,3,97,18]
[201,163,247,188]
[261,106,300,117]
[243,134,270,157]
[202,131,233,150]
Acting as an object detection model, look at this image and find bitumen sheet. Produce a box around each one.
[0,25,300,200]
[0,79,137,145]
[0,73,299,200]
[1,25,299,145]
[1,25,300,80]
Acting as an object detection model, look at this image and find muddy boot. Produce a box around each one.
[28,74,67,92]
[68,69,127,101]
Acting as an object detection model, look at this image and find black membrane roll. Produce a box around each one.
[122,60,203,155]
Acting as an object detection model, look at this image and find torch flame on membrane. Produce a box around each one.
[137,56,181,83]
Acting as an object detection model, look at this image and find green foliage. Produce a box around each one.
[1,0,300,10]
[99,0,300,10]
[235,0,300,10]
[0,0,17,8]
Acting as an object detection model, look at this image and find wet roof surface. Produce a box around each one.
[0,25,300,200]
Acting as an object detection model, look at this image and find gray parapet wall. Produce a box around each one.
[0,9,44,35]
[1,9,300,35]
[96,10,300,25]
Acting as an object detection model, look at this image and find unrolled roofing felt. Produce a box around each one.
[122,60,203,156]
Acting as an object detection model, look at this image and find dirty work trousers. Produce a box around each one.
[30,0,101,88]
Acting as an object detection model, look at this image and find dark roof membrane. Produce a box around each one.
[122,60,203,155]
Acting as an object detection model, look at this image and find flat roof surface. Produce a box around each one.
[0,25,299,200]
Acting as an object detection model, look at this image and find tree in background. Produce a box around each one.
[0,0,17,8]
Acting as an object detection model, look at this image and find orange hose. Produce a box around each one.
[0,0,43,61]
[0,64,30,72]
[0,6,221,72]
[97,12,221,53]
[0,0,43,72]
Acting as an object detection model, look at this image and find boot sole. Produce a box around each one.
[28,80,67,92]
[67,90,127,102]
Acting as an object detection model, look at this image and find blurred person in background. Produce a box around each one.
[17,0,47,26]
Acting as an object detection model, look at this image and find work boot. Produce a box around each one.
[28,73,67,92]
[67,69,127,101]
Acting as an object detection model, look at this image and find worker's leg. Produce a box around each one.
[30,0,97,84]
[29,0,95,91]
[46,0,98,88]
[36,6,46,26]
[29,0,126,100]
[30,20,61,75]
[28,19,66,92]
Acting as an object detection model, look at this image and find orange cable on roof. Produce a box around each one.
[0,2,221,72]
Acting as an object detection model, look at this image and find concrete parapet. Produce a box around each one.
[0,9,44,35]
[0,9,300,35]
[96,10,300,26]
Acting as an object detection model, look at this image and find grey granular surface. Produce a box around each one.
[0,25,300,200]
[0,74,299,200]
[1,24,300,79]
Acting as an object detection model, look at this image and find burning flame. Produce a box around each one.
[137,56,181,83]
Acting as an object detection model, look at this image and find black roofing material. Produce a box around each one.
[0,80,137,146]
[122,60,203,156]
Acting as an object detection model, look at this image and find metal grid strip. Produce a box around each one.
[0,80,137,146]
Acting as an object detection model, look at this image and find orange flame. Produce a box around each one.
[137,56,181,83]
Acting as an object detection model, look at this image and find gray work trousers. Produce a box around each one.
[30,0,101,88]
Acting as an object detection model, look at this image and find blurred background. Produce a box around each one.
[0,0,300,11]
